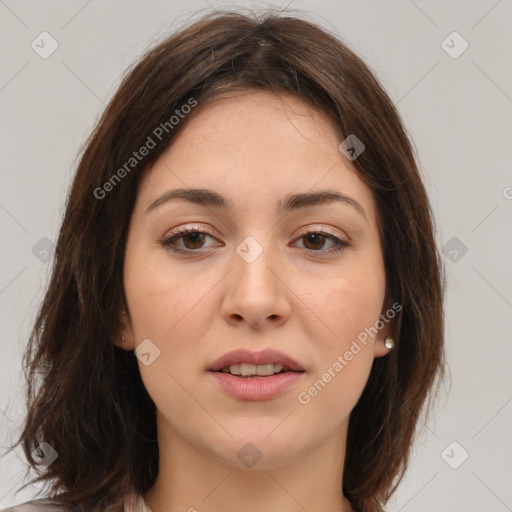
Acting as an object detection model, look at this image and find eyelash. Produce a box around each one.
[159,225,349,256]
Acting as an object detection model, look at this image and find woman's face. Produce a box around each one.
[118,90,390,469]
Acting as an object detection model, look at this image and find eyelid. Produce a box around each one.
[163,223,217,239]
[294,223,349,241]
[159,224,220,255]
[162,223,347,243]
[160,222,351,256]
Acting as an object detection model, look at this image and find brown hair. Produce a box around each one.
[8,7,445,512]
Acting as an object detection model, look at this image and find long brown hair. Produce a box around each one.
[7,7,445,512]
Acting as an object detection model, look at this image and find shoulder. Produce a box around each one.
[0,499,73,512]
[1,490,142,512]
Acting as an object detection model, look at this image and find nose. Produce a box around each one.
[220,236,291,330]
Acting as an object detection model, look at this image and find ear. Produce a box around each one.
[112,309,136,351]
[373,294,397,359]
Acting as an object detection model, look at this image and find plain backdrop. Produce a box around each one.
[1,1,511,511]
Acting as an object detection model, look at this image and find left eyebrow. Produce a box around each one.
[277,190,367,220]
[145,187,367,221]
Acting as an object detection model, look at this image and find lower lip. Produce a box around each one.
[208,371,305,401]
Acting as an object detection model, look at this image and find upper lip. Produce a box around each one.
[208,348,305,372]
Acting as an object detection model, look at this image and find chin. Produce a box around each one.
[212,441,301,471]
[203,424,309,469]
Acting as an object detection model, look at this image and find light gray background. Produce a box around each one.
[1,1,511,510]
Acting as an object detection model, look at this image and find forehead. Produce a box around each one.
[135,91,378,223]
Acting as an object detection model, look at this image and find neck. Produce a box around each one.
[142,415,354,512]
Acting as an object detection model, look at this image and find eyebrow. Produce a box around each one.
[145,188,367,220]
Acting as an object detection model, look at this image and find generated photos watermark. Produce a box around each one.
[297,301,402,405]
[93,97,198,200]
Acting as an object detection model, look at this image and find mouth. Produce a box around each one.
[207,349,305,401]
[212,363,304,378]
[207,357,306,401]
[208,348,305,376]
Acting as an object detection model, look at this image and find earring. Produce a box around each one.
[384,336,394,350]
[121,334,126,342]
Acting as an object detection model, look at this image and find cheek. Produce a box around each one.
[297,257,386,349]
[124,243,216,342]
[294,274,382,418]
[295,345,374,435]
[123,249,217,417]
[291,254,385,412]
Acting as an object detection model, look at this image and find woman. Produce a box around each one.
[3,8,445,512]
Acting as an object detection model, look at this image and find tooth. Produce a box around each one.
[225,363,285,376]
[239,363,257,376]
[256,364,274,376]
[229,364,241,375]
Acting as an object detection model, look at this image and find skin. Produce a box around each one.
[115,90,391,512]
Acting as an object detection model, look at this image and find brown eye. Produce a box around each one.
[294,230,349,255]
[161,227,219,254]
[161,227,349,256]
[180,231,207,250]
[302,233,327,251]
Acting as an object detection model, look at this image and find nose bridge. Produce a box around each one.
[233,232,278,293]
[221,229,291,327]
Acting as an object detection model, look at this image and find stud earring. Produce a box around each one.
[384,336,394,350]
[121,334,126,342]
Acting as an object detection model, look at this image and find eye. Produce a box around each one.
[160,226,349,256]
[292,229,349,255]
[160,226,219,254]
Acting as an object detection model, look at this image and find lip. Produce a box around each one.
[207,348,306,402]
[208,348,305,372]
[207,371,306,401]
